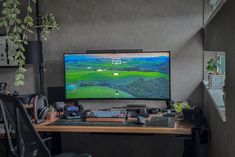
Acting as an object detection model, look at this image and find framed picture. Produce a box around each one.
[0,35,17,66]
[0,35,8,66]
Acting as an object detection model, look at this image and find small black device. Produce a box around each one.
[126,104,149,118]
[182,106,203,125]
[148,108,160,114]
[136,116,146,125]
[64,106,82,119]
[55,101,65,117]
[55,101,65,112]
[0,83,7,92]
[163,109,175,117]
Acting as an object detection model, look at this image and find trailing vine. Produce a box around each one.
[0,0,59,86]
[39,13,59,40]
[0,0,36,86]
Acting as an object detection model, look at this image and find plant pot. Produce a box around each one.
[208,74,225,89]
[46,111,57,121]
[175,112,183,119]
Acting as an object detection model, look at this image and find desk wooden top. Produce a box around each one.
[35,123,192,135]
[0,116,193,138]
[35,116,193,135]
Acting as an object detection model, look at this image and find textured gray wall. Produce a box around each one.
[0,0,204,103]
[39,0,204,103]
[0,0,204,157]
[204,0,235,157]
[38,0,204,157]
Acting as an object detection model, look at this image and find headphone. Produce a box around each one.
[31,94,49,123]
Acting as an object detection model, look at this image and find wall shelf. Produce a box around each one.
[0,66,18,68]
[203,80,226,122]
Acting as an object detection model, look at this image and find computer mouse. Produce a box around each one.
[137,116,146,125]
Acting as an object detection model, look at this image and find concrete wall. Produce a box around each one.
[39,0,204,157]
[0,0,204,103]
[204,0,235,157]
[0,0,204,157]
[39,0,204,103]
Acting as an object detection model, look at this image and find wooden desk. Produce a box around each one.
[35,116,192,135]
[1,116,194,157]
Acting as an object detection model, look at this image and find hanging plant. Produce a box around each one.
[39,13,59,40]
[0,0,59,86]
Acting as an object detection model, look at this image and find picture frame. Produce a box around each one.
[0,34,18,66]
[0,35,8,66]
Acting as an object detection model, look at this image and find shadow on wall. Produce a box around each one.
[188,83,204,107]
[171,29,203,102]
[42,0,202,25]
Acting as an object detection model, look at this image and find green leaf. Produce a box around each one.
[27,6,32,13]
[32,0,37,3]
[28,22,34,27]
[19,67,27,73]
[21,24,26,29]
[9,20,14,25]
[28,16,33,22]
[16,18,22,24]
[13,26,17,33]
[15,81,20,86]
[16,27,22,33]
[15,8,20,15]
[22,34,27,40]
[24,16,29,23]
[23,40,28,45]
[2,8,8,14]
[27,29,34,34]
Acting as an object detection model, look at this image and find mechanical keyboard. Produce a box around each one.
[86,110,127,122]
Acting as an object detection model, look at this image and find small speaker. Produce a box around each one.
[25,41,43,64]
[47,87,65,104]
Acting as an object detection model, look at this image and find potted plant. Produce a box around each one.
[46,105,57,121]
[0,0,59,86]
[173,101,191,118]
[35,13,59,40]
[206,58,225,89]
[173,102,191,113]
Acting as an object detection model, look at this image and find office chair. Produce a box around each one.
[0,94,91,157]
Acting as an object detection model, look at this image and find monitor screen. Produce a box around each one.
[64,51,170,100]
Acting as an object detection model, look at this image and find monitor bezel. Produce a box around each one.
[63,51,171,101]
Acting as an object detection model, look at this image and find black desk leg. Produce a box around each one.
[183,138,195,157]
[50,132,62,155]
[4,134,9,157]
[42,132,62,155]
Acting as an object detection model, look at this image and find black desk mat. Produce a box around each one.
[49,116,175,128]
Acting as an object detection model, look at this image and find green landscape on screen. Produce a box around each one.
[64,53,170,99]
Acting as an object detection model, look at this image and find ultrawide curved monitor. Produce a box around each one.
[64,51,171,100]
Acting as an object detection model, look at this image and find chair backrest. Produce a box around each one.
[0,94,51,157]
